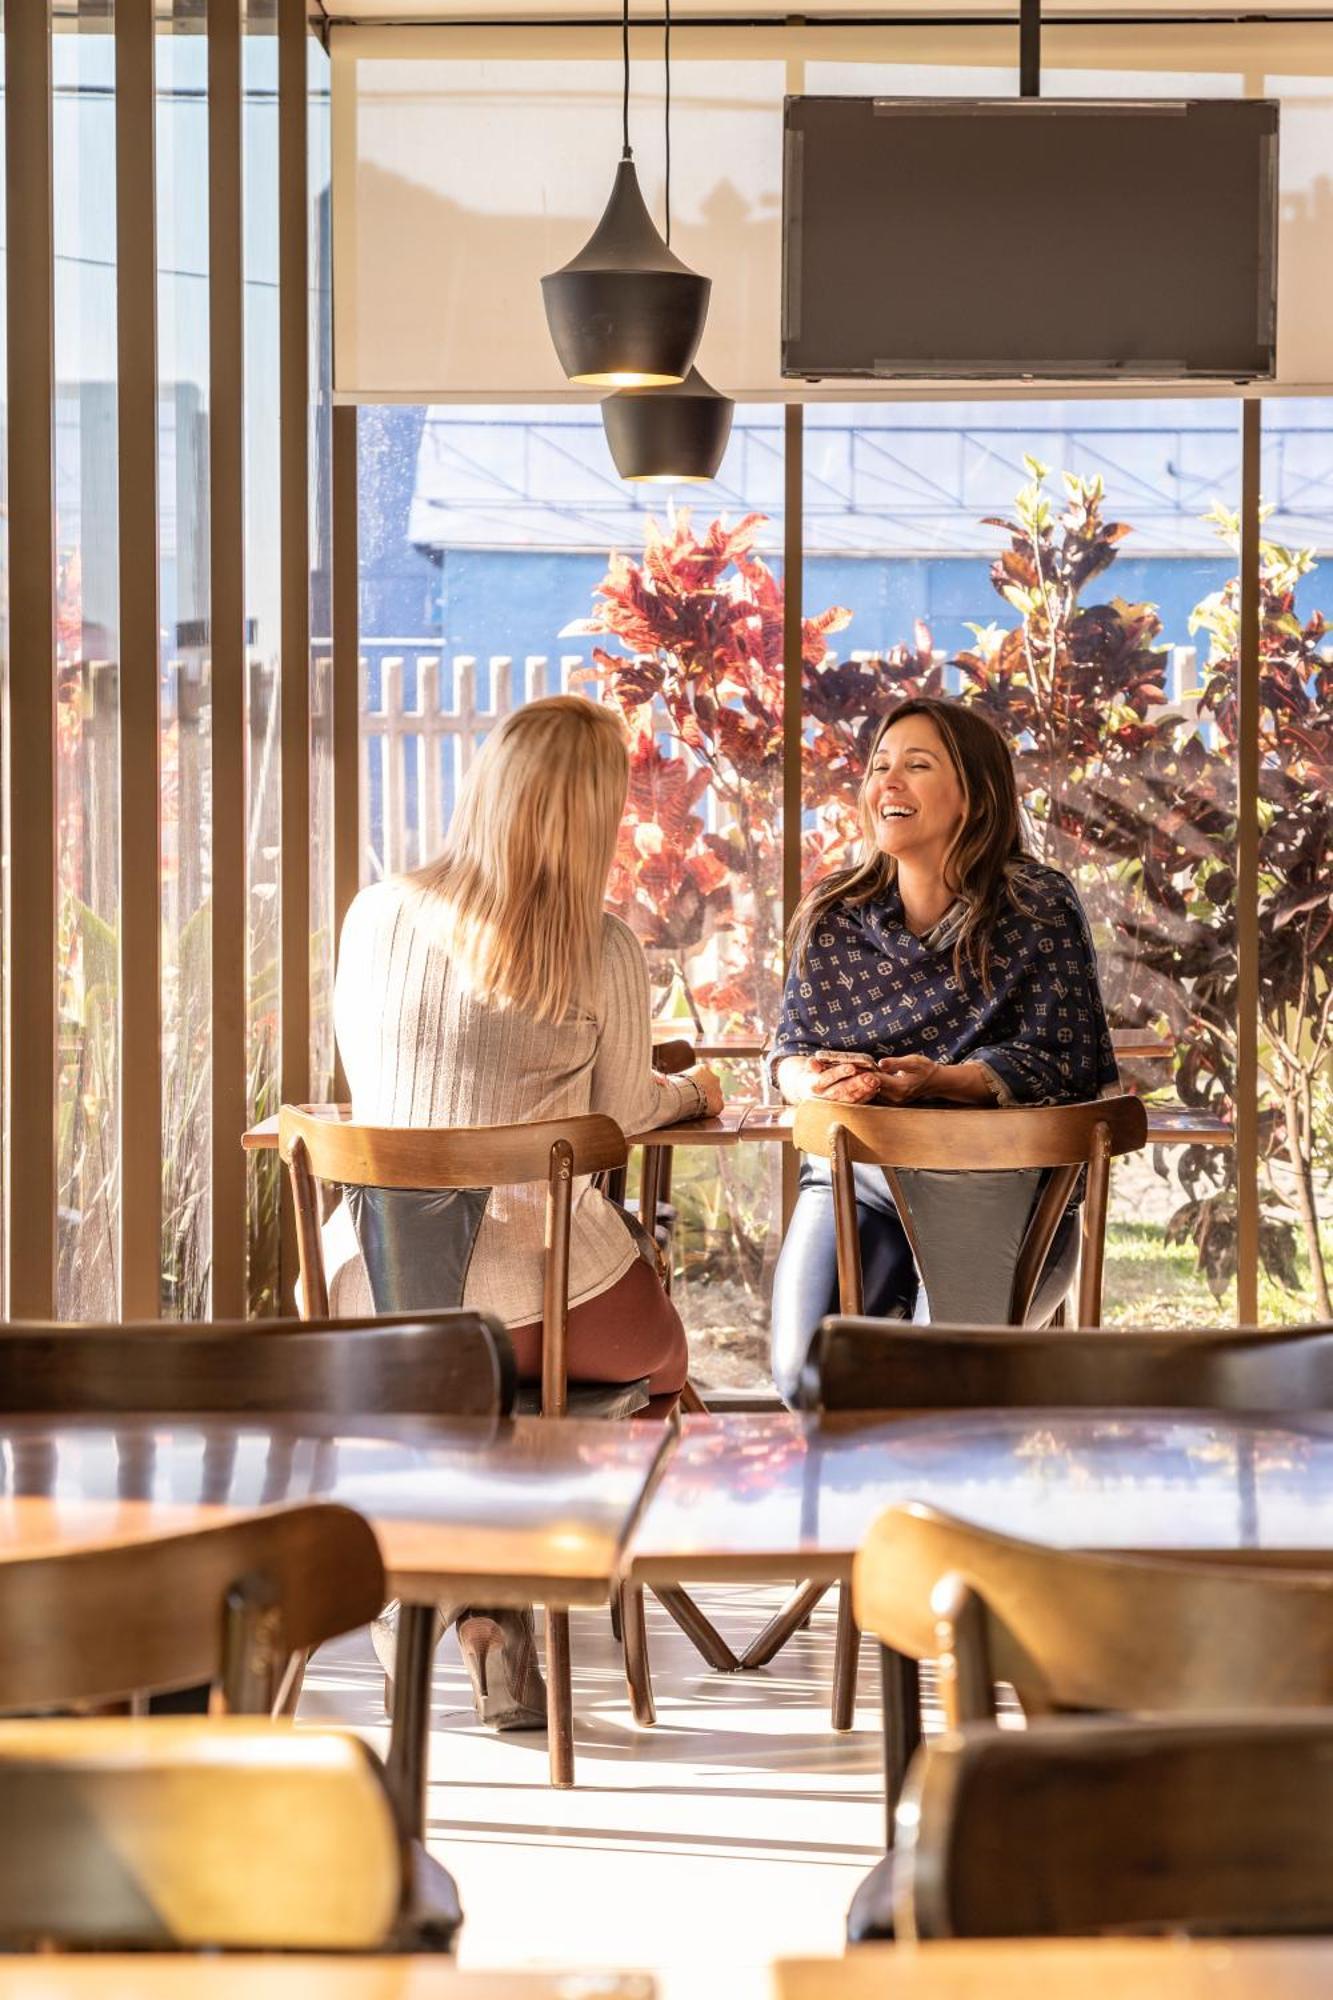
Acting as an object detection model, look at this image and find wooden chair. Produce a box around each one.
[792,1094,1149,1331]
[801,1319,1333,1416]
[0,1718,411,1951]
[0,1503,384,1717]
[0,1307,515,1850]
[788,1094,1149,1732]
[278,1105,735,1786]
[894,1715,1333,1940]
[846,1501,1333,1944]
[0,1311,515,1420]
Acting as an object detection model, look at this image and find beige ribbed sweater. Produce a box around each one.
[328,879,703,1327]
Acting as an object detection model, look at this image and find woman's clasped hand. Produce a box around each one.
[806,1051,944,1106]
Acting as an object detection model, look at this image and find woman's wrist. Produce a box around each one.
[934,1060,1001,1104]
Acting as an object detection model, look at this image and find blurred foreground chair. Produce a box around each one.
[780,1094,1149,1729]
[279,1105,736,1786]
[847,1501,1333,1944]
[894,1715,1333,1940]
[0,1504,463,1948]
[0,1719,414,1952]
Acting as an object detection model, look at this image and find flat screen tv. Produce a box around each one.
[782,97,1279,382]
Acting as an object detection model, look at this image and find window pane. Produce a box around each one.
[357,404,785,1386]
[804,400,1240,1325]
[308,30,334,1097]
[157,8,211,1317]
[243,0,280,1311]
[1259,400,1333,1323]
[53,3,120,1320]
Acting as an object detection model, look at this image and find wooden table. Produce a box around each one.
[0,1965,653,2000]
[0,1414,671,1838]
[776,1939,1333,1999]
[626,1408,1333,1589]
[244,1097,1230,1157]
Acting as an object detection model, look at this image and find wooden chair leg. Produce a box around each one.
[622,1584,656,1727]
[678,1378,708,1415]
[653,1585,740,1671]
[609,1590,623,1643]
[832,1581,860,1732]
[273,1647,308,1717]
[740,1579,829,1670]
[545,1605,574,1788]
[385,1602,436,1844]
[880,1644,922,1849]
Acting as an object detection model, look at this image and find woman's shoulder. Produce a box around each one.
[340,875,426,948]
[1007,859,1087,919]
[599,910,648,963]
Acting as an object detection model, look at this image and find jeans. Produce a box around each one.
[770,1156,918,1407]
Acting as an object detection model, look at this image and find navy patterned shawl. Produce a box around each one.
[771,862,1118,1106]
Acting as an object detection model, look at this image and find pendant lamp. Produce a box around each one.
[600,0,734,480]
[541,0,709,388]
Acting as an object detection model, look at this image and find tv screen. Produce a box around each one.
[782,97,1278,382]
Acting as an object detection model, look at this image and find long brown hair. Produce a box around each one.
[788,697,1032,990]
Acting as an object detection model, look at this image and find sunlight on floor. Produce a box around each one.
[302,1585,884,1999]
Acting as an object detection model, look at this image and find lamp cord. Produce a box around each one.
[663,0,671,244]
[622,0,632,157]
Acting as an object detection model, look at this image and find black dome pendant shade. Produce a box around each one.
[598,0,731,482]
[603,367,734,482]
[541,158,710,388]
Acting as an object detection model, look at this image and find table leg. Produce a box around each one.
[385,1601,435,1844]
[880,1644,922,1851]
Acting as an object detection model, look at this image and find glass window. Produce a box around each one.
[243,0,281,1312]
[157,6,211,1317]
[804,400,1240,1325]
[53,2,120,1320]
[357,402,786,1385]
[308,30,335,1098]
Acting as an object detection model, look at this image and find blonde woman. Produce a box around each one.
[332,697,722,1722]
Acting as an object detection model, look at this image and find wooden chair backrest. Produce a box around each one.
[804,1319,1333,1415]
[792,1096,1148,1327]
[0,1717,404,1950]
[278,1106,628,1415]
[0,1504,385,1711]
[0,1313,515,1420]
[852,1502,1333,1720]
[896,1715,1333,1940]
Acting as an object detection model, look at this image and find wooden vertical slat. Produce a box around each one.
[1235,397,1261,1325]
[116,0,162,1319]
[277,0,310,1310]
[330,401,357,1100]
[208,0,247,1320]
[781,401,804,1228]
[6,2,57,1319]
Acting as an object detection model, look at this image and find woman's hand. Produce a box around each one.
[683,1062,724,1117]
[874,1053,942,1104]
[876,1055,998,1105]
[807,1054,884,1106]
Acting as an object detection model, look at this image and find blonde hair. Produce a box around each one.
[410,696,629,1024]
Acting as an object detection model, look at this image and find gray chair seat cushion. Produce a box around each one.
[513,1378,650,1420]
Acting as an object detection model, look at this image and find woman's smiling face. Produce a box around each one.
[863,713,967,867]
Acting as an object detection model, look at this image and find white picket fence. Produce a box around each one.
[358,638,1209,882]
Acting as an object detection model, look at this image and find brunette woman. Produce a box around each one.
[332,695,722,1721]
[769,696,1117,1404]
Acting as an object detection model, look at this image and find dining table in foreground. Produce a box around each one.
[0,1412,671,1837]
[776,1939,1333,2000]
[0,1965,653,2000]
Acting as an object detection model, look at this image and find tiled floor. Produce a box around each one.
[301,1584,885,1998]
